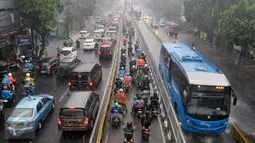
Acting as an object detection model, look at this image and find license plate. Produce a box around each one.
[138,111,142,114]
[14,124,23,128]
[41,71,46,73]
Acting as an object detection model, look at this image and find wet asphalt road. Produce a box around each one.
[136,20,241,143]
[102,32,164,143]
[0,20,112,143]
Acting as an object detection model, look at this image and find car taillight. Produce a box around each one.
[145,128,149,131]
[109,51,112,54]
[98,52,101,55]
[57,118,62,125]
[84,117,89,124]
[110,42,112,45]
[68,82,72,86]
[138,108,142,111]
[27,121,34,126]
[89,81,93,86]
[47,66,51,70]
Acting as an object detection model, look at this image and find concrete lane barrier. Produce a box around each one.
[230,123,250,143]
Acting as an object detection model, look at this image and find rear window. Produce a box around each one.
[10,108,33,117]
[71,72,89,80]
[61,50,71,56]
[0,65,7,71]
[60,108,86,117]
[100,47,110,52]
[59,62,69,67]
[85,41,93,43]
[80,32,87,34]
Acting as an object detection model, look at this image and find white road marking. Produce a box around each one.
[58,88,69,102]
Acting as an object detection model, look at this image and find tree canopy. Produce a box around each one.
[218,0,255,57]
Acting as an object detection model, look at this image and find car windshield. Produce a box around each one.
[71,72,89,80]
[61,50,71,56]
[10,108,33,117]
[186,85,231,121]
[85,41,93,44]
[60,109,86,117]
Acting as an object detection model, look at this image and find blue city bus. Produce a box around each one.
[159,43,237,133]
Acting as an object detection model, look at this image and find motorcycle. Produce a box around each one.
[136,108,143,118]
[23,85,35,96]
[119,69,126,78]
[124,83,130,93]
[151,104,159,118]
[124,134,134,143]
[0,100,6,122]
[111,117,121,128]
[128,49,132,57]
[142,126,150,140]
[136,81,143,90]
[141,90,150,104]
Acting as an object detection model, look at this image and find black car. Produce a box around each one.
[68,63,102,90]
[36,57,59,75]
[58,91,100,132]
[98,44,113,60]
[57,57,81,77]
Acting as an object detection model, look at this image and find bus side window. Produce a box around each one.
[172,62,188,93]
[168,59,173,82]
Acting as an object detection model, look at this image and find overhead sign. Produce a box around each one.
[17,34,31,45]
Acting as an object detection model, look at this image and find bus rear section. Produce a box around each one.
[158,43,237,133]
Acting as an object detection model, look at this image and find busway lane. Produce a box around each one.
[102,30,165,143]
[0,23,112,143]
[136,20,240,143]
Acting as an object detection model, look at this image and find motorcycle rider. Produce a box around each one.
[139,52,146,62]
[63,41,68,47]
[114,89,127,110]
[137,58,145,68]
[135,41,139,50]
[123,121,135,141]
[123,37,127,46]
[7,73,16,91]
[141,111,153,129]
[136,46,143,55]
[149,92,159,112]
[67,37,73,46]
[23,78,35,95]
[24,73,35,86]
[142,75,150,91]
[128,45,133,55]
[120,60,126,69]
[110,102,122,122]
[1,75,11,90]
[142,64,150,75]
[1,86,13,100]
[132,95,145,115]
[76,39,80,48]
[121,53,126,62]
[115,78,123,93]
[129,55,137,67]
[94,42,99,52]
[24,59,34,71]
[130,65,137,78]
[135,71,145,85]
[121,45,126,54]
[123,73,132,90]
[119,67,126,77]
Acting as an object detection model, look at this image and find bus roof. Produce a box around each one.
[162,43,230,86]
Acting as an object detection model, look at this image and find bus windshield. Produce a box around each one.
[186,85,231,121]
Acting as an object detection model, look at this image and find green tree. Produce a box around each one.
[15,0,63,57]
[218,0,255,59]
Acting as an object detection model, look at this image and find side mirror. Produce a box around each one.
[233,96,237,105]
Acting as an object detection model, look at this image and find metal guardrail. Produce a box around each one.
[143,20,251,143]
[135,21,186,143]
[89,19,122,143]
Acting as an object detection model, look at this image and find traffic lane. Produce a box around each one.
[136,21,161,66]
[106,87,164,143]
[137,21,243,142]
[32,55,111,143]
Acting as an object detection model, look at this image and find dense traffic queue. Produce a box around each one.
[0,9,121,140]
[107,15,160,143]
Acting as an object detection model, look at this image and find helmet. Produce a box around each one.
[144,64,148,67]
[144,75,149,78]
[114,102,119,108]
[132,65,136,68]
[121,67,124,70]
[137,95,142,100]
[127,121,132,127]
[26,73,30,77]
[126,73,130,75]
[153,92,158,97]
[116,77,120,81]
[119,88,123,92]
[122,53,125,56]
[3,86,8,90]
[8,73,12,77]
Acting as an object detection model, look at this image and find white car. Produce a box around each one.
[60,47,78,59]
[83,39,96,50]
[79,31,90,39]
